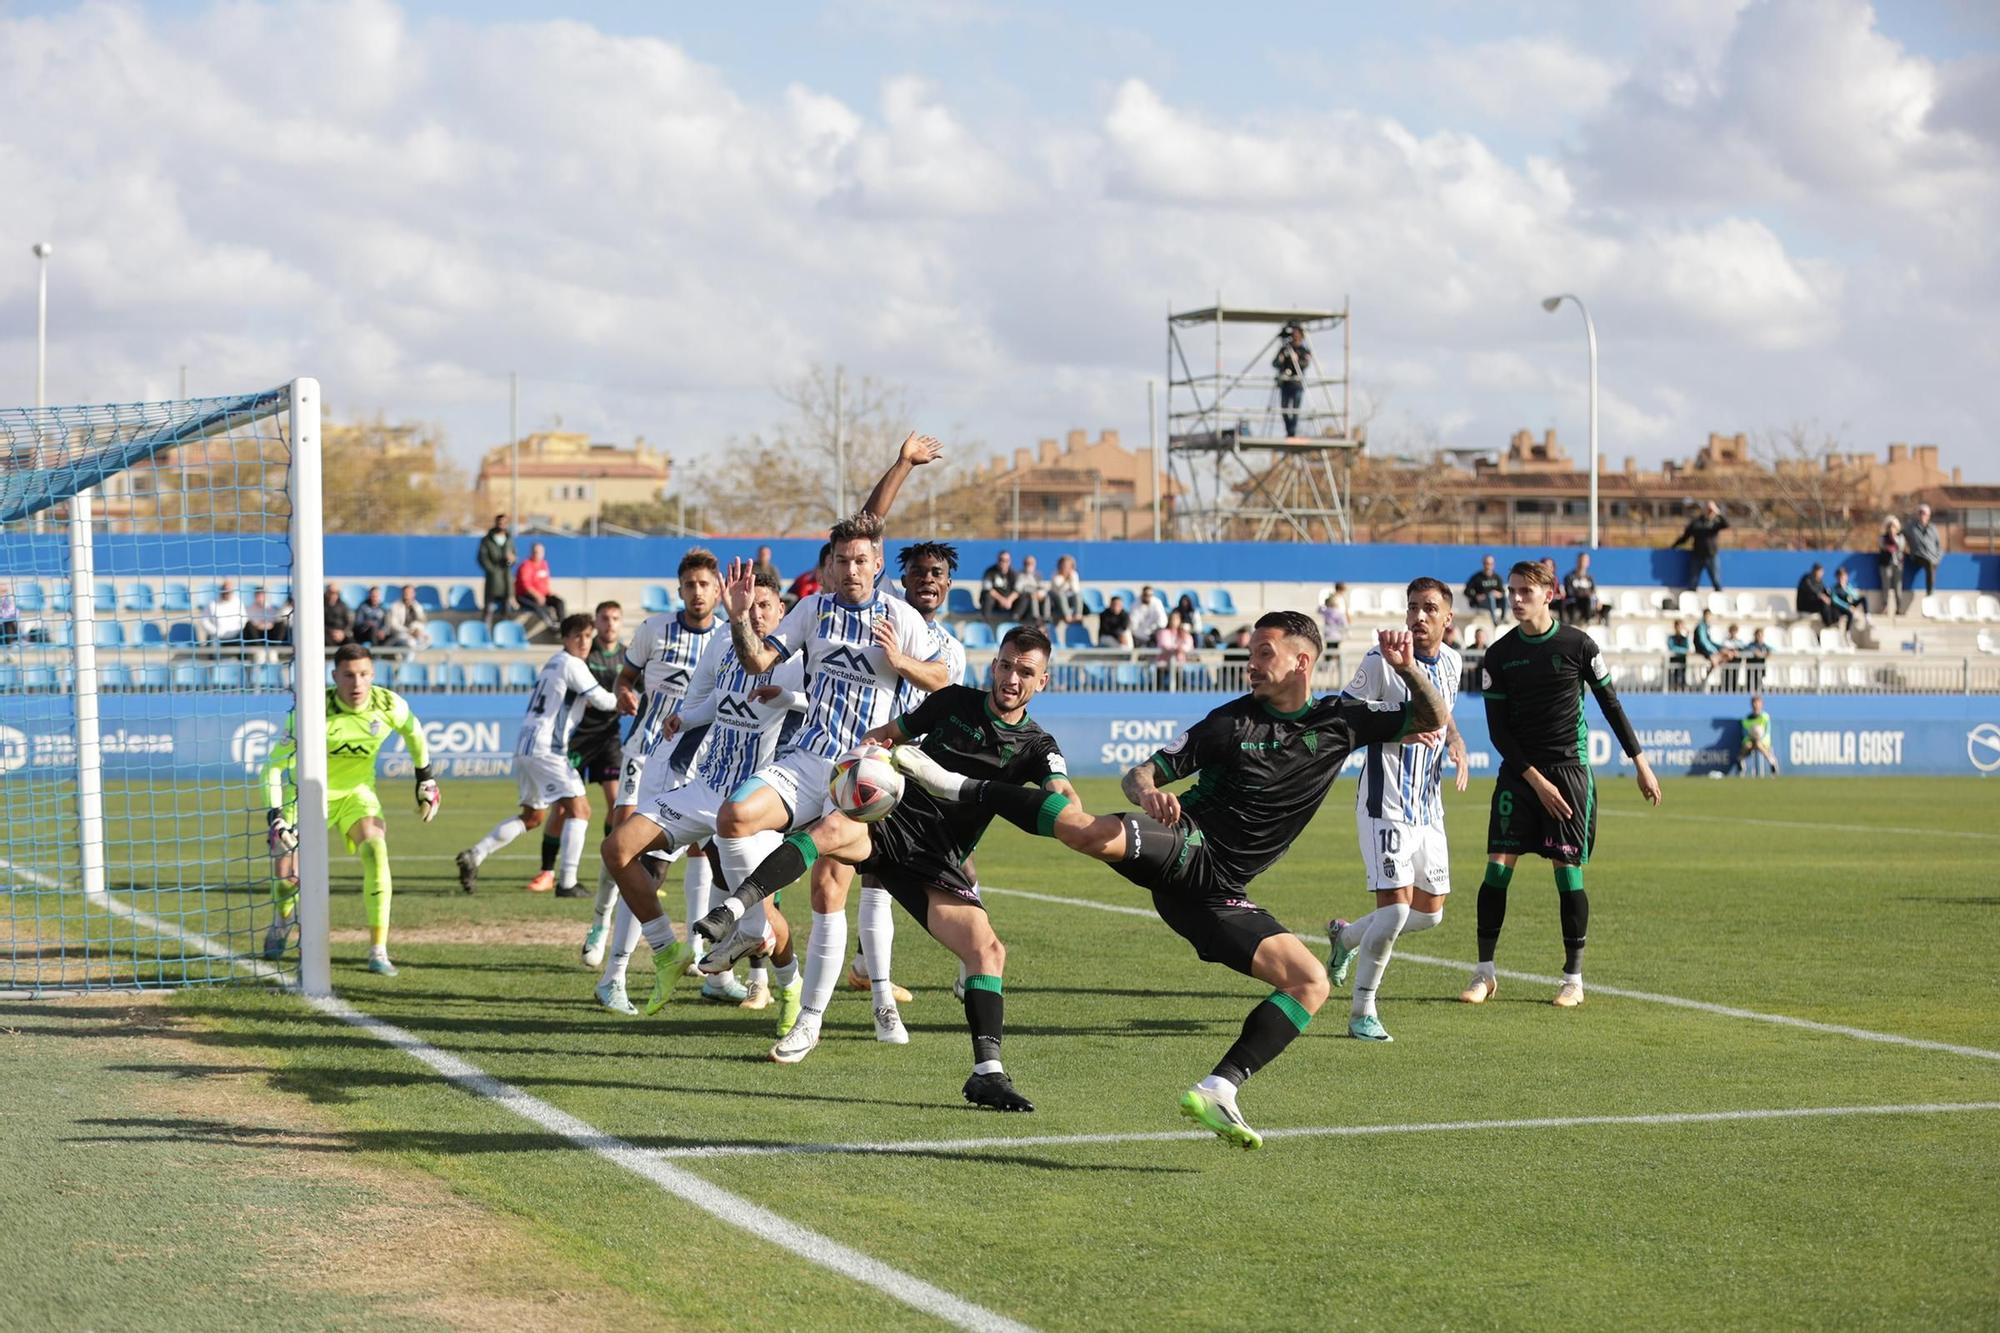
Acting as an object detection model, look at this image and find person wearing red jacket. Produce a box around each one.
[514,542,565,632]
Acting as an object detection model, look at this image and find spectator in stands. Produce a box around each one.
[1721,622,1749,691]
[478,514,515,628]
[1130,585,1167,645]
[1692,610,1729,689]
[1200,624,1224,649]
[1048,554,1085,625]
[1743,627,1772,690]
[1667,619,1691,691]
[1463,627,1490,692]
[1904,502,1943,602]
[244,587,289,645]
[1155,609,1194,679]
[1464,554,1504,625]
[1829,567,1866,636]
[1273,323,1311,436]
[752,544,781,589]
[1097,594,1133,649]
[1538,556,1568,623]
[1796,563,1840,628]
[0,584,16,646]
[1173,592,1204,638]
[1564,552,1604,626]
[1016,554,1049,623]
[387,584,431,650]
[979,549,1022,624]
[353,585,391,646]
[786,542,828,608]
[1876,516,1905,618]
[1673,500,1730,591]
[200,578,247,645]
[513,542,564,632]
[1222,624,1254,661]
[323,584,353,647]
[1319,583,1349,652]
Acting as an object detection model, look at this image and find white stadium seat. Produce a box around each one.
[1613,624,1641,651]
[1734,592,1761,618]
[1677,591,1700,616]
[1978,630,1998,655]
[1349,587,1375,616]
[1642,623,1668,652]
[1786,662,1815,688]
[1819,628,1850,654]
[1978,595,2000,623]
[1706,592,1732,616]
[1945,594,1973,621]
[1766,593,1793,620]
[1921,595,1944,619]
[1788,624,1820,653]
[1616,589,1645,618]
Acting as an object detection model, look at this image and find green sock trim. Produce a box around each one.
[782,830,819,871]
[963,973,1003,994]
[1554,864,1585,892]
[1034,791,1073,838]
[1267,990,1312,1032]
[1482,861,1514,891]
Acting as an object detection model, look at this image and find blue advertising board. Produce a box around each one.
[5,691,1997,784]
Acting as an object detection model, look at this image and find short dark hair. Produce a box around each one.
[678,547,719,578]
[828,511,883,546]
[898,541,959,574]
[332,643,372,667]
[1255,609,1323,656]
[594,599,621,615]
[1509,560,1556,592]
[1000,624,1053,659]
[560,612,594,639]
[752,568,781,595]
[816,541,834,567]
[1406,576,1452,605]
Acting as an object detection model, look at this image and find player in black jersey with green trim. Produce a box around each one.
[1462,559,1661,1010]
[894,611,1449,1150]
[692,625,1071,1110]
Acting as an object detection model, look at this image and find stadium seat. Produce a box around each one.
[1978,595,2000,623]
[1176,589,1206,614]
[449,586,479,613]
[13,582,43,612]
[93,622,125,648]
[959,622,996,650]
[341,583,368,607]
[1787,624,1819,653]
[23,666,57,690]
[167,623,197,646]
[93,584,118,613]
[1734,592,1761,619]
[1083,665,1111,689]
[1112,663,1147,689]
[642,585,674,613]
[122,583,155,612]
[492,621,529,649]
[996,621,1023,642]
[502,663,537,689]
[1818,628,1850,654]
[414,584,444,612]
[1784,662,1814,688]
[1704,592,1731,616]
[1208,588,1238,617]
[1765,593,1793,620]
[1613,624,1642,651]
[1112,587,1137,608]
[1349,587,1375,616]
[1181,664,1213,690]
[425,621,456,649]
[947,588,978,618]
[1641,623,1668,652]
[191,581,219,608]
[1675,591,1700,616]
[135,665,171,690]
[48,588,71,613]
[1062,622,1095,649]
[1615,589,1645,618]
[0,666,17,691]
[172,664,208,690]
[269,581,291,603]
[1978,630,1998,656]
[161,582,191,612]
[137,621,167,646]
[962,661,982,687]
[210,663,246,689]
[252,664,286,690]
[393,662,430,690]
[1945,594,1973,621]
[455,621,491,650]
[1920,595,1944,619]
[1080,587,1105,615]
[467,663,503,690]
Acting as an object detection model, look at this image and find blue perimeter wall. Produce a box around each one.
[2,533,1993,591]
[8,692,1995,784]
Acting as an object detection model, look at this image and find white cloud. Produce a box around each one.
[1416,36,1625,128]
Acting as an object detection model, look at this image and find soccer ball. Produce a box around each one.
[829,744,904,823]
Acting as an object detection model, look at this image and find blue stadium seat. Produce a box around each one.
[0,665,17,691]
[947,588,978,618]
[1083,665,1111,689]
[1180,664,1213,690]
[433,663,466,691]
[1112,664,1146,688]
[962,661,982,687]
[1208,588,1238,616]
[454,621,491,650]
[94,584,118,613]
[172,665,208,690]
[1176,589,1206,614]
[42,620,72,647]
[1112,587,1137,608]
[959,621,995,649]
[12,582,41,613]
[122,583,155,612]
[23,666,57,690]
[137,621,168,647]
[209,664,246,689]
[93,621,126,648]
[996,621,1022,641]
[1062,621,1094,649]
[167,623,197,646]
[414,584,444,612]
[426,621,456,649]
[502,663,537,689]
[49,588,72,613]
[338,583,365,607]
[467,663,502,691]
[1080,587,1105,615]
[642,585,674,613]
[492,621,529,649]
[392,662,429,690]
[268,581,291,603]
[161,582,191,612]
[135,665,171,691]
[252,664,286,690]
[191,581,219,609]
[448,585,478,613]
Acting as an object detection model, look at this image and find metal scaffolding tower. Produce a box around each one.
[1166,300,1359,543]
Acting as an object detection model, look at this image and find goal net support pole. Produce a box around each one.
[288,379,331,998]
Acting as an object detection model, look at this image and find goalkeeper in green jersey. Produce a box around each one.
[1728,694,1780,777]
[262,643,441,975]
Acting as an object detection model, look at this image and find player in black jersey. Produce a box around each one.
[1462,560,1661,1010]
[564,601,626,905]
[894,611,1449,1150]
[692,625,1071,1110]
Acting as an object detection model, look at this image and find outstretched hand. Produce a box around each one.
[1376,628,1414,669]
[722,557,757,619]
[899,432,944,467]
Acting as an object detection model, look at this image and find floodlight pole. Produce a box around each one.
[34,242,52,408]
[509,371,519,534]
[1542,293,1599,549]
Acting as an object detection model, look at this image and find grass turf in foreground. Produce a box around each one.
[11,776,2000,1328]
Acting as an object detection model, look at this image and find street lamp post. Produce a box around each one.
[33,241,53,407]
[1541,293,1598,549]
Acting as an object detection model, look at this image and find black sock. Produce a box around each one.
[1211,993,1311,1087]
[962,974,1004,1067]
[969,782,1072,838]
[1559,887,1589,974]
[732,831,818,911]
[539,834,560,873]
[1476,862,1513,963]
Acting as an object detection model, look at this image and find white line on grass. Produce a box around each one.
[654,1100,2000,1160]
[982,886,2000,1065]
[1599,808,2000,841]
[307,994,1034,1333]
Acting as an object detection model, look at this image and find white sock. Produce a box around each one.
[801,910,846,1018]
[591,862,619,924]
[857,883,894,985]
[470,816,526,865]
[641,915,677,955]
[1352,902,1410,1019]
[1196,1073,1237,1099]
[973,1058,1004,1076]
[1474,959,1496,977]
[774,956,799,987]
[557,817,588,889]
[1404,907,1444,936]
[748,960,769,988]
[683,854,715,950]
[1562,971,1583,987]
[602,899,642,985]
[717,829,784,895]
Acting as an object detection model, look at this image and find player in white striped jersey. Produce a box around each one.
[598,569,810,1017]
[1325,577,1470,1041]
[460,615,617,895]
[708,510,952,1053]
[578,550,729,990]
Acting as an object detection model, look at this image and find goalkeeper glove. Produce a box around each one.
[414,764,441,822]
[267,807,298,854]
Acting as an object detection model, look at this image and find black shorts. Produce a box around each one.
[569,735,622,786]
[857,807,983,928]
[1487,764,1596,866]
[1110,811,1286,976]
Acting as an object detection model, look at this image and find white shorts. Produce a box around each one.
[748,749,836,828]
[634,777,728,852]
[1355,811,1451,895]
[614,737,655,808]
[515,751,584,810]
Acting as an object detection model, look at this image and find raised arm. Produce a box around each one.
[724,557,783,674]
[1374,629,1446,734]
[860,431,943,527]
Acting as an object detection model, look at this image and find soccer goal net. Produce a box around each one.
[0,380,330,996]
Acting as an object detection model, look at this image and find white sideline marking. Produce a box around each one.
[308,994,1033,1333]
[982,886,2000,1065]
[1600,809,2000,842]
[655,1100,2000,1160]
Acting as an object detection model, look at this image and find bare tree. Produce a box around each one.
[1753,422,1870,550]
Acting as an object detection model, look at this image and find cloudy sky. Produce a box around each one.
[4,0,1996,482]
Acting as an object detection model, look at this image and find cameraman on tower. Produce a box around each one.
[1273,323,1311,438]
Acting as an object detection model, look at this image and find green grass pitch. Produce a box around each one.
[6,774,1999,1329]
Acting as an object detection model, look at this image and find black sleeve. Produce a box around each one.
[1671,523,1691,548]
[1149,710,1232,784]
[1483,688,1526,768]
[1331,694,1412,747]
[1588,675,1643,759]
[896,685,959,739]
[1715,515,1730,534]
